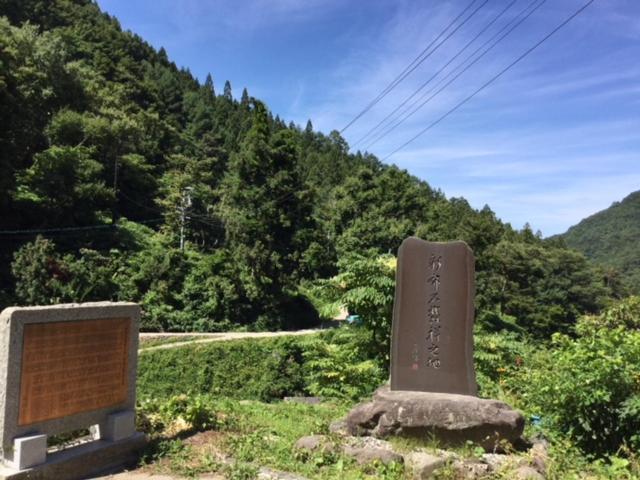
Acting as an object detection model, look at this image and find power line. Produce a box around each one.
[352,0,520,149]
[120,181,308,231]
[383,0,596,161]
[118,189,160,214]
[0,224,117,235]
[121,188,228,232]
[367,0,546,150]
[340,0,487,134]
[0,218,163,237]
[189,212,225,228]
[367,0,545,151]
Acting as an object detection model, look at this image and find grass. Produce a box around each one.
[138,397,408,479]
[132,324,640,479]
[136,394,640,480]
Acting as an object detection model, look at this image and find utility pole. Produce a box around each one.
[112,155,119,223]
[178,187,193,252]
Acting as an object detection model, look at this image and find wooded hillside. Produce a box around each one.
[561,190,640,295]
[0,0,614,335]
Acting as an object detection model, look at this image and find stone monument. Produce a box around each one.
[0,302,146,480]
[391,238,476,395]
[339,237,524,449]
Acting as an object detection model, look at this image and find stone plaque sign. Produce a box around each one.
[18,317,130,426]
[390,237,476,395]
[0,302,141,472]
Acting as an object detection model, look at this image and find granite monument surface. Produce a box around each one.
[391,237,476,395]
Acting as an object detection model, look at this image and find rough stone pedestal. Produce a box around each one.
[341,386,524,450]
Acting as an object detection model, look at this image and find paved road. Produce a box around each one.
[139,329,323,352]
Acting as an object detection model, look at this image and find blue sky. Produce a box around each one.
[98,0,640,236]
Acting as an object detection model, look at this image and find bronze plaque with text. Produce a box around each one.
[18,318,130,426]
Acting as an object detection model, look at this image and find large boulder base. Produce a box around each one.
[341,386,524,449]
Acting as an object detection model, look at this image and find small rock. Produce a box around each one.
[329,419,349,436]
[342,446,404,465]
[343,436,393,450]
[405,452,446,479]
[293,435,336,454]
[455,459,491,479]
[258,467,310,480]
[529,442,549,474]
[436,449,460,461]
[284,396,322,405]
[514,466,545,480]
[481,453,511,471]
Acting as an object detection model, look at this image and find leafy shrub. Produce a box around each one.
[577,295,640,331]
[12,236,68,305]
[308,252,395,366]
[138,336,307,402]
[473,330,533,399]
[510,315,640,456]
[302,327,385,400]
[541,435,640,479]
[12,236,122,305]
[138,394,217,431]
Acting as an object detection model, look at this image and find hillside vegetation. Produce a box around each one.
[0,0,616,336]
[2,1,640,477]
[133,297,640,478]
[561,190,640,294]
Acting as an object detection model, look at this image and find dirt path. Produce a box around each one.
[139,329,322,352]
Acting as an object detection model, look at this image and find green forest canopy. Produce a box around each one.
[560,190,640,295]
[0,0,619,335]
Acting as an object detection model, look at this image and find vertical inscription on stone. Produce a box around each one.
[390,237,477,395]
[426,254,442,369]
[18,318,130,426]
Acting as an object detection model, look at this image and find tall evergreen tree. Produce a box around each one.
[204,73,215,98]
[240,87,249,105]
[223,80,232,100]
[218,101,314,328]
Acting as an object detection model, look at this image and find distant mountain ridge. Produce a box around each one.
[561,190,640,294]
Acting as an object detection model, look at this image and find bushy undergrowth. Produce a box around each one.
[301,327,385,401]
[138,328,387,404]
[136,392,640,480]
[137,296,640,476]
[138,336,307,401]
[453,298,640,462]
[304,253,396,367]
[138,394,220,435]
[473,329,534,400]
[506,297,640,457]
